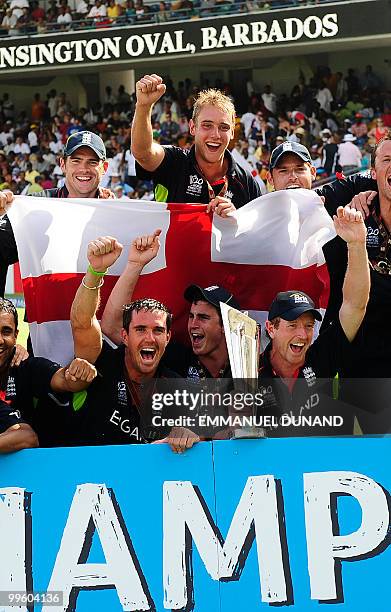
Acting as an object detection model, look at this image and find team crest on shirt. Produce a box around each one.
[186,175,204,196]
[81,132,92,145]
[303,366,316,387]
[6,376,16,397]
[366,226,380,248]
[117,381,128,407]
[226,190,233,200]
[187,366,201,381]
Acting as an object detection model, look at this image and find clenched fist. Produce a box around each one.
[65,358,97,383]
[87,236,123,272]
[135,74,166,108]
[0,190,14,215]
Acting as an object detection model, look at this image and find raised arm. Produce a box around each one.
[101,229,161,345]
[70,236,123,363]
[333,206,370,342]
[131,74,166,172]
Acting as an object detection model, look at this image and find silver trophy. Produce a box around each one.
[220,302,265,439]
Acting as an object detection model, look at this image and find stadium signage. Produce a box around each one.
[8,0,387,73]
[0,0,389,73]
[1,471,389,609]
[0,13,339,69]
[0,439,391,611]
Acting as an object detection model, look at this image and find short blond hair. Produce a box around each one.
[192,89,236,125]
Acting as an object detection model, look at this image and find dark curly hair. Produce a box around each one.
[0,297,18,329]
[122,298,172,332]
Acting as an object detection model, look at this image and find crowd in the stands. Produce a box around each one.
[0,0,346,36]
[0,63,389,199]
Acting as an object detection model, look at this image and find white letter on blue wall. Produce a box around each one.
[163,476,290,608]
[304,471,390,602]
[0,487,31,611]
[43,483,154,612]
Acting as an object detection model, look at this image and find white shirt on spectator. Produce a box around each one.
[262,92,277,114]
[49,139,63,154]
[240,112,255,139]
[43,151,56,165]
[52,164,63,177]
[338,142,362,168]
[9,0,28,8]
[87,4,107,17]
[28,131,38,148]
[57,12,72,24]
[76,0,88,13]
[316,87,333,113]
[4,142,15,155]
[0,130,13,147]
[13,142,30,155]
[2,13,18,29]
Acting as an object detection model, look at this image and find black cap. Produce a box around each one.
[269,142,312,170]
[64,131,106,160]
[268,291,322,322]
[184,284,240,310]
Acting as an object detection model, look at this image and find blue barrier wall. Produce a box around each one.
[0,437,390,611]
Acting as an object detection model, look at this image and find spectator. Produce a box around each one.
[113,184,130,199]
[109,173,133,195]
[335,71,348,105]
[57,93,71,118]
[25,161,39,184]
[117,84,131,111]
[321,131,340,176]
[361,65,382,92]
[13,136,30,156]
[16,6,32,34]
[262,85,277,115]
[2,93,14,120]
[157,1,168,21]
[31,94,45,123]
[87,0,107,18]
[107,0,121,19]
[57,5,72,28]
[316,80,333,113]
[75,0,88,17]
[1,8,19,34]
[368,117,388,144]
[26,174,43,194]
[351,113,368,144]
[103,85,116,108]
[30,0,45,20]
[160,112,181,145]
[159,100,178,124]
[338,134,362,173]
[123,0,136,20]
